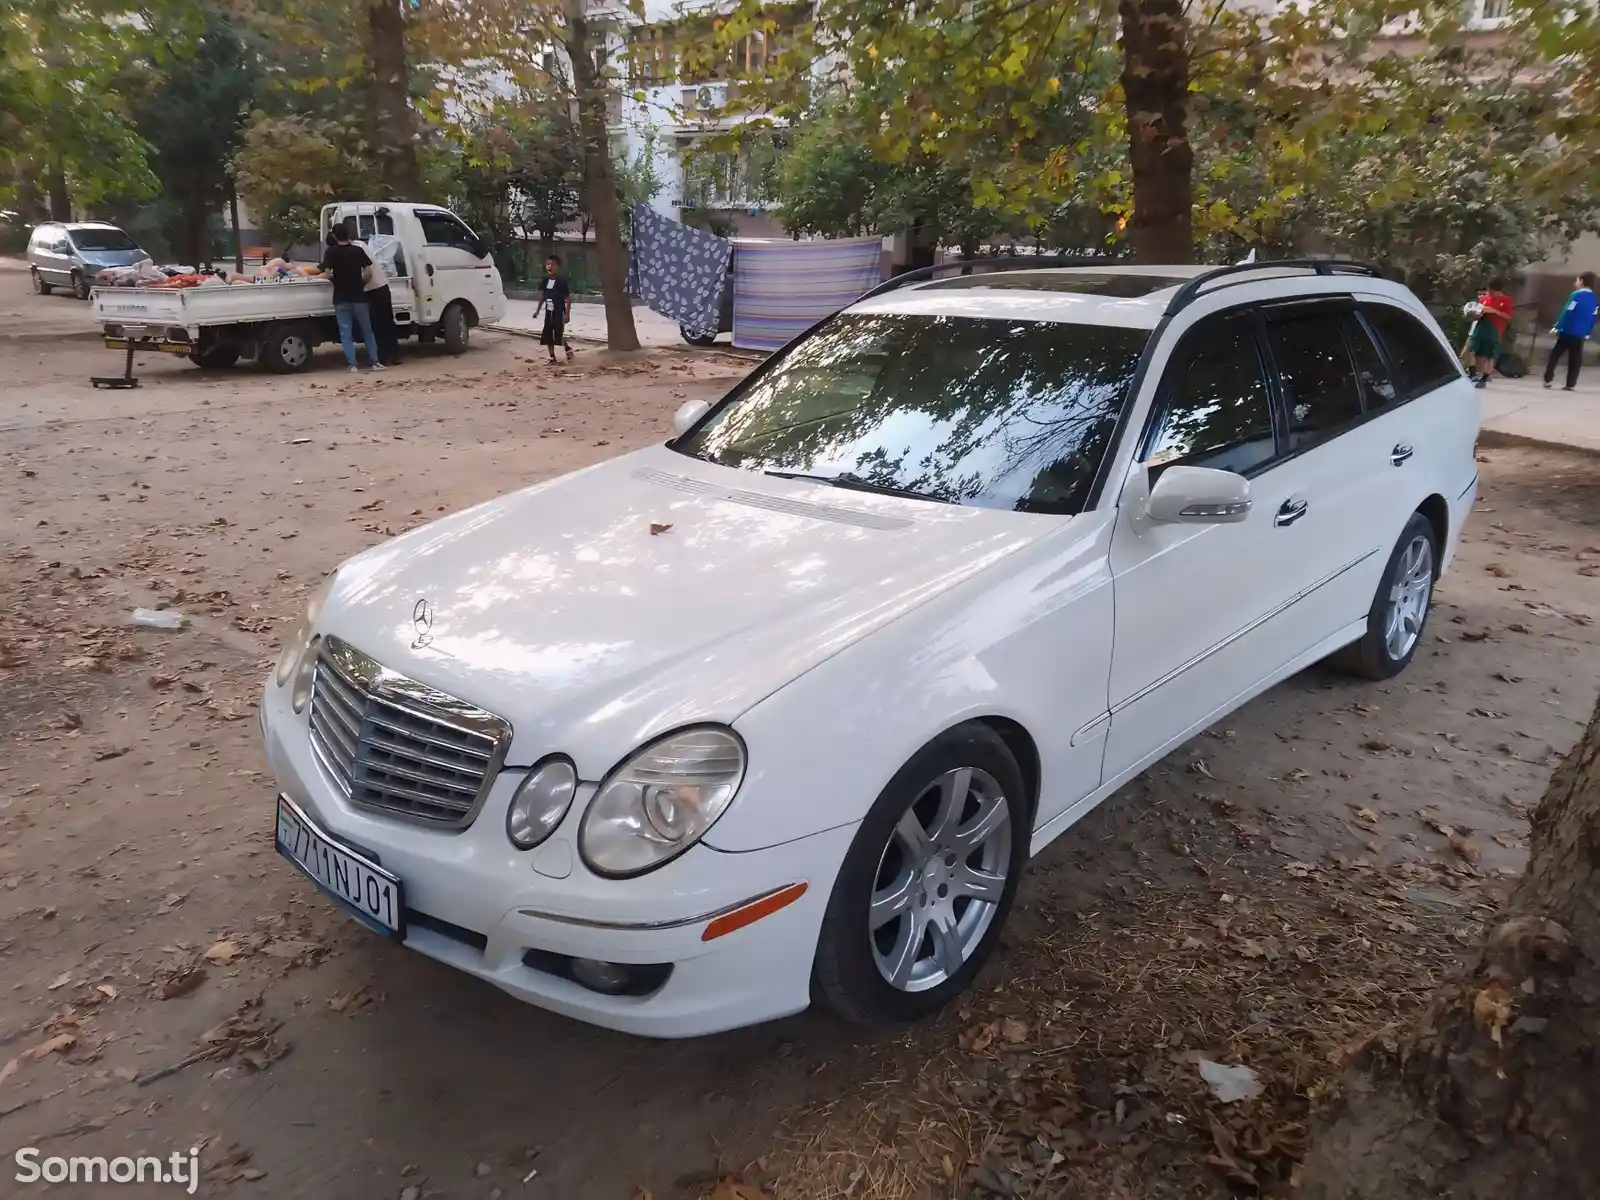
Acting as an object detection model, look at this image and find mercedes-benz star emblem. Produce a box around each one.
[411,598,433,648]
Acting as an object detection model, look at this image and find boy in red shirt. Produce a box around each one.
[1466,276,1514,388]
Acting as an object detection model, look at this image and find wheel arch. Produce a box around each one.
[971,716,1041,829]
[447,298,480,327]
[1416,493,1448,577]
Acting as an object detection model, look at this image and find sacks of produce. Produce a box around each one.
[94,258,169,288]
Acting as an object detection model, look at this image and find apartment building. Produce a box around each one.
[590,0,806,238]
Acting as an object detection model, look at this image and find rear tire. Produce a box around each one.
[441,303,470,354]
[32,268,53,296]
[1330,512,1437,680]
[680,325,718,347]
[260,324,315,374]
[72,271,92,300]
[813,723,1029,1027]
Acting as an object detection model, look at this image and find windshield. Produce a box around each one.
[673,312,1148,513]
[70,228,138,252]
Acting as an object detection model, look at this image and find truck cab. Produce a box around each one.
[322,202,507,351]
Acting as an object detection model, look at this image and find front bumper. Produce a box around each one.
[259,677,851,1038]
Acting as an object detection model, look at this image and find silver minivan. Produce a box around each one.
[28,222,146,299]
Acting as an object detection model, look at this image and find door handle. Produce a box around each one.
[1275,497,1309,527]
[1391,444,1414,466]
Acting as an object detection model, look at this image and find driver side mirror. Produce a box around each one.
[1146,465,1251,524]
[673,400,710,437]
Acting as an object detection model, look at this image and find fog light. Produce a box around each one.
[571,958,634,994]
[522,949,673,997]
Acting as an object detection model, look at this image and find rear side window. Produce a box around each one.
[1266,313,1364,450]
[1362,305,1460,398]
[1343,313,1398,412]
[1148,318,1277,477]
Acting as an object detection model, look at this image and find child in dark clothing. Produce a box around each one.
[539,254,575,364]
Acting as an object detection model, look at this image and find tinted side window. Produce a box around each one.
[1363,305,1460,398]
[1343,313,1398,412]
[1266,314,1364,450]
[417,212,480,252]
[1148,320,1276,477]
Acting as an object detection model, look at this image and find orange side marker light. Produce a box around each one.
[701,882,808,942]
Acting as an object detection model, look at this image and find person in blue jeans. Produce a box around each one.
[320,222,385,373]
[1544,271,1597,391]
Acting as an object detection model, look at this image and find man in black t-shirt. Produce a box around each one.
[539,254,574,363]
[319,222,385,373]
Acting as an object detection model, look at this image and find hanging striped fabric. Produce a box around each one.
[731,238,884,352]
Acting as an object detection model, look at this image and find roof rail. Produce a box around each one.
[1163,258,1386,317]
[855,254,1131,303]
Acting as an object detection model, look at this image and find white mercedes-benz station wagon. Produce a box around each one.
[261,260,1479,1037]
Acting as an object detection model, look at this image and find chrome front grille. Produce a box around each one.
[308,635,511,828]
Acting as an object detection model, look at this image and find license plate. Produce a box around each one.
[103,338,189,355]
[275,796,405,937]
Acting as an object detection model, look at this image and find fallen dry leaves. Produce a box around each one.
[754,848,1479,1200]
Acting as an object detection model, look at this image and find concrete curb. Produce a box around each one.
[483,324,766,362]
[1477,429,1600,457]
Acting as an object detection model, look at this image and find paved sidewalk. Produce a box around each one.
[489,298,694,349]
[1478,369,1600,454]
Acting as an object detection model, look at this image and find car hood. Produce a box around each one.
[319,444,1057,774]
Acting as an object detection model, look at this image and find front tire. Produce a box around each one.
[1332,512,1437,680]
[680,324,718,347]
[32,268,53,296]
[72,271,92,300]
[813,723,1029,1027]
[441,303,469,353]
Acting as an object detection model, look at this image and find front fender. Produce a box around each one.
[708,512,1117,852]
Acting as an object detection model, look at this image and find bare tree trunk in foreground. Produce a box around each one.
[1298,694,1600,1199]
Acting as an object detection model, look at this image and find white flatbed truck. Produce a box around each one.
[90,201,507,372]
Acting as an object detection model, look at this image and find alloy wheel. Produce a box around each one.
[869,766,1012,993]
[1383,534,1433,661]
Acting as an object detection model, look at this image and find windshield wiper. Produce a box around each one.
[764,469,953,504]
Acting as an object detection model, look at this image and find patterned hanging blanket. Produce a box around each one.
[627,204,732,336]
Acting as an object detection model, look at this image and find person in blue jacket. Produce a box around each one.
[1544,271,1597,391]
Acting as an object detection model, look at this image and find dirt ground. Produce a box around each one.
[2,257,1598,1200]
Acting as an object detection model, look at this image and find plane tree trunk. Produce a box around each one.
[1117,0,1194,264]
[366,0,420,199]
[561,0,640,352]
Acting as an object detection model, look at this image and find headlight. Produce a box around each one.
[507,759,577,850]
[274,570,338,687]
[579,727,745,878]
[290,636,320,714]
